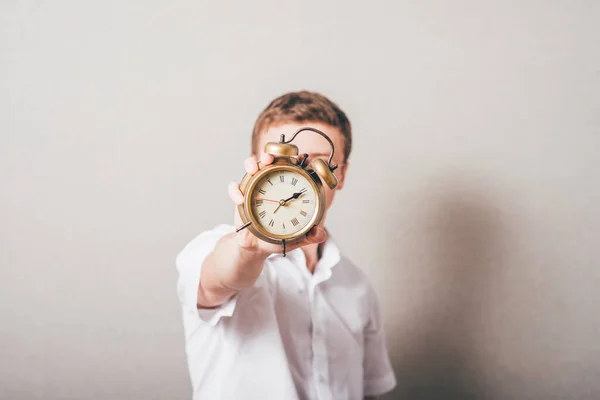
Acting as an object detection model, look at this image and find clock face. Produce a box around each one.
[249,168,318,237]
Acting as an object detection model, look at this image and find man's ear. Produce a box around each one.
[335,162,349,191]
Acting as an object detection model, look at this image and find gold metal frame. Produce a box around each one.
[237,158,326,245]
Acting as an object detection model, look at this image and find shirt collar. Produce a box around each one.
[282,233,341,281]
[317,234,341,271]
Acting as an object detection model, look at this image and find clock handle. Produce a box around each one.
[280,127,339,190]
[280,127,338,171]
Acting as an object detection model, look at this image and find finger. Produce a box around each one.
[228,182,244,205]
[244,156,259,175]
[260,153,274,166]
[288,226,327,250]
[306,226,327,244]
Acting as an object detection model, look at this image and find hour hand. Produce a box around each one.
[275,189,306,213]
[283,188,307,203]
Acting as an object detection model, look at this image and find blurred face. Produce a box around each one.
[255,122,348,220]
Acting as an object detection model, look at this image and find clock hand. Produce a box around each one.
[274,189,307,214]
[253,197,279,203]
[282,188,307,203]
[273,199,286,214]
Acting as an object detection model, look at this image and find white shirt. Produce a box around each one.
[176,225,396,400]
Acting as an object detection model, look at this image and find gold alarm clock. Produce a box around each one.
[236,127,339,256]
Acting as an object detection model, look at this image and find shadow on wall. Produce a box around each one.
[381,177,509,400]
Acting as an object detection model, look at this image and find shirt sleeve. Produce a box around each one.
[175,224,238,326]
[363,286,397,397]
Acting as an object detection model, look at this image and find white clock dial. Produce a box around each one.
[250,169,317,236]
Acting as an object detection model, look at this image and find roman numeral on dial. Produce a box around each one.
[280,175,285,183]
[254,199,263,205]
[259,210,266,218]
[269,219,274,227]
[300,210,307,217]
[302,200,310,203]
[291,218,299,226]
[291,178,298,186]
[258,188,266,195]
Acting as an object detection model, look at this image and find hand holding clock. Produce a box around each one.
[196,153,327,309]
[228,154,326,254]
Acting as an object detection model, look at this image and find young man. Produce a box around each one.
[176,91,396,400]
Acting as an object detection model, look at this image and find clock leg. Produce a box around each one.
[236,221,251,232]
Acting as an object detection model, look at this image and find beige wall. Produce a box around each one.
[1,1,599,399]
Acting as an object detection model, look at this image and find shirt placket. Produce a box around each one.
[308,267,332,400]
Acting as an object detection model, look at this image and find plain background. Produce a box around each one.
[1,1,599,399]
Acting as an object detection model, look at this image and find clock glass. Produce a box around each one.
[249,169,318,236]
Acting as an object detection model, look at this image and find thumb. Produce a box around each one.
[233,206,243,227]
